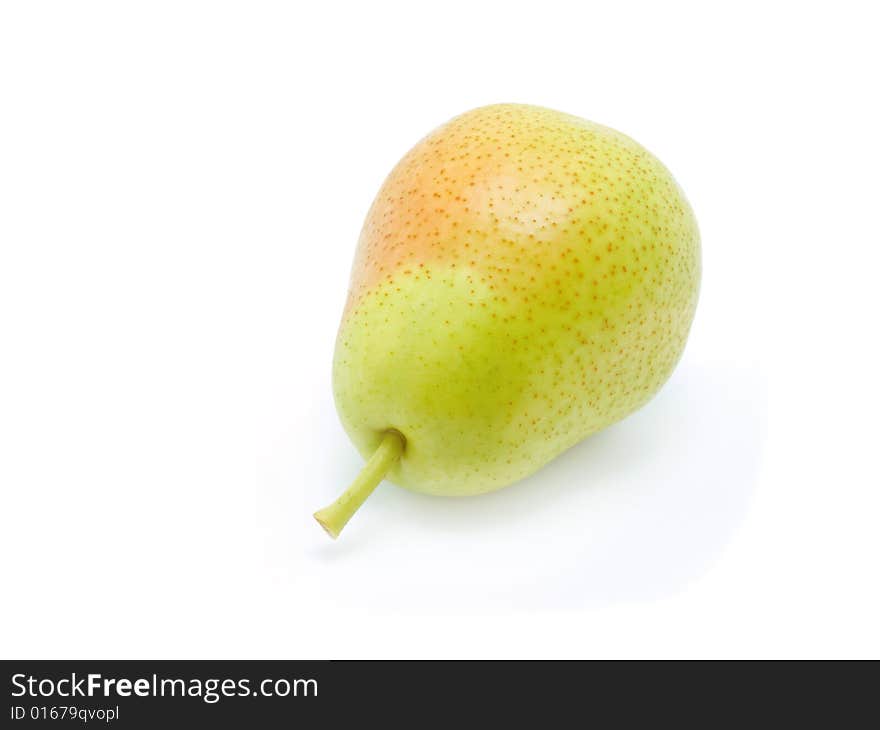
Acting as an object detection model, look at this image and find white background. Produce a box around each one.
[1,1,878,659]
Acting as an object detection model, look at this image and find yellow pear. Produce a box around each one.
[316,104,700,538]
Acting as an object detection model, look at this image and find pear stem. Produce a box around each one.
[314,430,405,539]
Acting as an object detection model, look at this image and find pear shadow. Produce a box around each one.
[308,361,766,610]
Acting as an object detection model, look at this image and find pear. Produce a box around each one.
[315,104,700,538]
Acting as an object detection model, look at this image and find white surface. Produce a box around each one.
[1,1,878,659]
